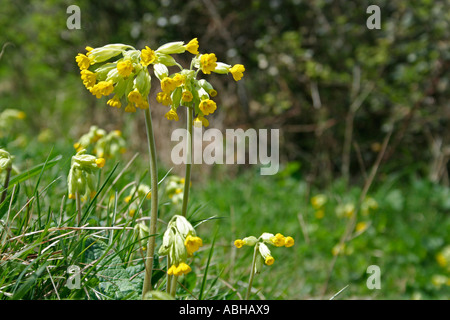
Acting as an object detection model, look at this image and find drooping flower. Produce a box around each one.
[117,59,134,77]
[229,64,245,81]
[158,215,203,277]
[76,53,92,70]
[165,109,179,121]
[141,46,156,66]
[199,99,217,116]
[200,53,217,74]
[184,38,199,55]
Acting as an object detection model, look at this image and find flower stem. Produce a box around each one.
[0,166,11,204]
[75,192,82,226]
[181,107,193,217]
[142,107,159,299]
[245,243,259,300]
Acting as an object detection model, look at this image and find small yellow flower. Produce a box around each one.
[124,195,132,203]
[156,92,172,106]
[234,239,244,248]
[107,95,122,108]
[184,235,203,255]
[117,59,134,77]
[194,115,209,127]
[270,233,286,247]
[199,99,217,116]
[76,53,91,70]
[182,90,193,103]
[128,88,143,104]
[284,236,295,248]
[165,109,179,121]
[141,46,156,66]
[229,64,245,81]
[161,77,178,94]
[167,264,177,276]
[264,255,275,266]
[185,38,199,55]
[174,262,192,276]
[200,53,217,74]
[124,103,136,113]
[80,70,96,89]
[95,158,106,168]
[90,81,114,98]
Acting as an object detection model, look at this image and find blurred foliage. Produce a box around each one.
[0,0,448,184]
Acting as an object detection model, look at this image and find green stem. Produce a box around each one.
[0,166,11,204]
[75,192,82,226]
[245,243,259,300]
[170,275,178,297]
[181,107,193,217]
[142,108,159,299]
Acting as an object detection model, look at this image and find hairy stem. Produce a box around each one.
[245,243,259,300]
[181,107,193,217]
[142,107,159,299]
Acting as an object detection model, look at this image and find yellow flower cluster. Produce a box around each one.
[234,232,294,269]
[158,215,203,277]
[67,149,105,201]
[150,38,245,126]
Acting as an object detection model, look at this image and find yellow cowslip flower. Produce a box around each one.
[184,235,203,255]
[156,92,172,106]
[124,103,136,113]
[117,59,134,77]
[95,158,106,168]
[80,70,96,89]
[258,243,274,266]
[140,46,156,66]
[270,233,286,247]
[172,73,185,87]
[265,255,275,266]
[67,149,104,200]
[229,64,245,81]
[194,115,209,127]
[161,77,178,94]
[128,88,143,104]
[182,90,193,103]
[76,53,92,70]
[284,236,294,248]
[107,95,121,108]
[165,109,179,121]
[199,99,217,116]
[174,262,192,276]
[234,239,245,249]
[184,38,199,55]
[200,53,217,74]
[90,81,114,98]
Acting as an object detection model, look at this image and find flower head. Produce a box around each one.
[158,215,203,277]
[165,109,179,121]
[141,46,156,66]
[185,38,199,55]
[117,59,134,77]
[229,64,245,81]
[199,99,217,116]
[200,53,218,74]
[76,53,92,70]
